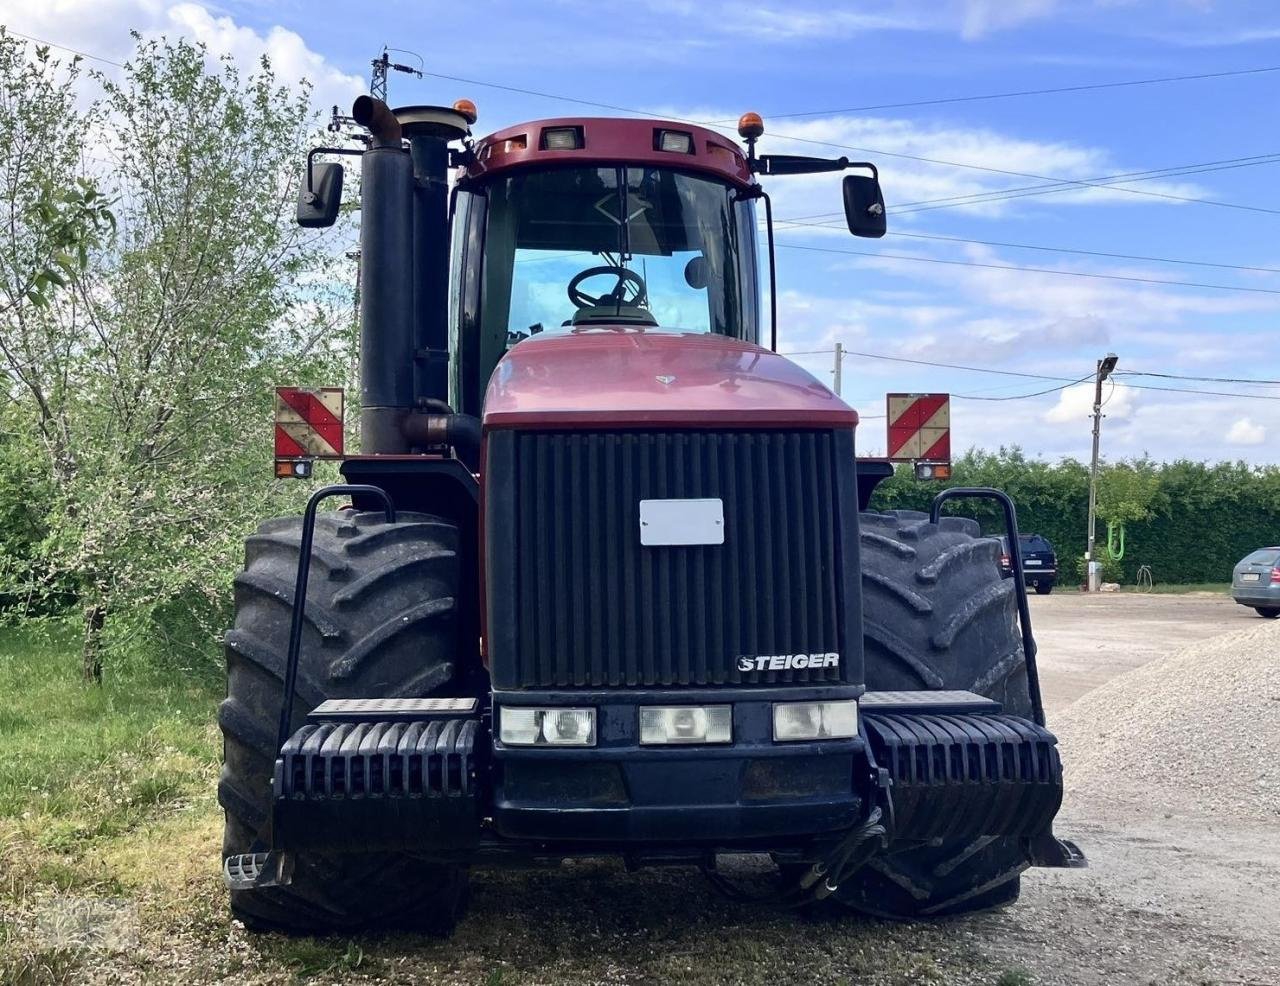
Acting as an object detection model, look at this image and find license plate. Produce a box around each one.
[1241,573,1261,582]
[1024,559,1041,566]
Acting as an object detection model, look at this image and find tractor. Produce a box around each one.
[219,93,1084,933]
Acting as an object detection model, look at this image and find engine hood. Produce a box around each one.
[482,329,857,430]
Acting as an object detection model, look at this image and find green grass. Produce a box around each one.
[1055,581,1230,595]
[1116,581,1229,595]
[0,628,217,825]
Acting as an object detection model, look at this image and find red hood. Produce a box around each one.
[482,329,856,430]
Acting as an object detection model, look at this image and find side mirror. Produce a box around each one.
[843,172,886,239]
[297,161,344,228]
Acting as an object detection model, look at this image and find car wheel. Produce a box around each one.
[1255,607,1280,619]
[1034,583,1053,596]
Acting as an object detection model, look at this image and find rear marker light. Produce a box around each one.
[639,706,732,745]
[773,700,859,742]
[1271,567,1280,584]
[274,459,313,479]
[499,707,596,747]
[656,129,693,154]
[541,127,582,150]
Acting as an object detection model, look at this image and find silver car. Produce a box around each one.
[1232,547,1280,618]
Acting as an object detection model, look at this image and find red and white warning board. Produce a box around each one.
[274,387,344,460]
[886,393,950,462]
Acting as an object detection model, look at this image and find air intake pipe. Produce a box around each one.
[401,405,481,473]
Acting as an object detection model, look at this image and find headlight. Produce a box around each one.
[499,707,596,746]
[773,700,858,742]
[639,705,732,745]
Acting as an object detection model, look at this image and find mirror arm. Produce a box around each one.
[753,155,881,181]
[761,190,777,353]
[305,146,364,198]
[735,185,779,352]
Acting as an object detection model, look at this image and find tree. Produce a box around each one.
[0,34,354,680]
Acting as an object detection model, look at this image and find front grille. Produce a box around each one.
[485,429,857,689]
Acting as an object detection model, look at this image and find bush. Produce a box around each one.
[866,448,1279,585]
[1073,553,1125,585]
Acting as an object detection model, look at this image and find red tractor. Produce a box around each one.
[220,95,1083,933]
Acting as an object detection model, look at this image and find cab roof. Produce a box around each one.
[461,117,755,188]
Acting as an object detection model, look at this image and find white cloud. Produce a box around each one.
[1226,416,1267,446]
[165,4,363,110]
[648,108,1213,227]
[1043,380,1136,425]
[0,1,363,111]
[959,0,1059,39]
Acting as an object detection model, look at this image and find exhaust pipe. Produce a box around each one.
[352,95,402,148]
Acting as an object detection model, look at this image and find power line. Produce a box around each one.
[954,376,1094,401]
[1120,370,1280,385]
[726,65,1280,121]
[11,31,1278,218]
[772,241,1280,296]
[888,230,1280,275]
[422,69,641,115]
[772,224,1280,276]
[783,153,1280,222]
[3,29,126,68]
[1124,382,1280,400]
[420,67,1272,217]
[782,347,1073,381]
[787,348,1280,403]
[896,159,1280,216]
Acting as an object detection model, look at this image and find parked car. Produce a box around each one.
[1231,547,1280,618]
[998,533,1057,595]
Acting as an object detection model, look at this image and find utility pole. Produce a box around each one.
[370,47,423,103]
[833,342,843,397]
[1085,352,1119,590]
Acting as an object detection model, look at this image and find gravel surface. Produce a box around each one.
[1055,620,1280,825]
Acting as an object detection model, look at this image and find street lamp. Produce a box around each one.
[1085,352,1119,590]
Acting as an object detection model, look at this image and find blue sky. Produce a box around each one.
[5,0,1280,462]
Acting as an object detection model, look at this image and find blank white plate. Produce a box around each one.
[639,498,724,546]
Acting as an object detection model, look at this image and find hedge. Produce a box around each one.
[866,449,1280,585]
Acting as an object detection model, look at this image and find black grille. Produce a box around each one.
[486,429,857,689]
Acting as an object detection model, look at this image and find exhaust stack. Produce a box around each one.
[352,98,470,454]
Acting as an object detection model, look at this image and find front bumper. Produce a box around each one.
[492,686,864,843]
[260,689,1068,864]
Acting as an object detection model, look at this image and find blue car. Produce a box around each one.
[1232,547,1280,618]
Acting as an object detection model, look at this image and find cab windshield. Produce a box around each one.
[449,166,758,412]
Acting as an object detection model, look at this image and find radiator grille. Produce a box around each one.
[492,429,850,688]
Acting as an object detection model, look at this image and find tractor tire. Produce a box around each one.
[837,509,1035,918]
[218,509,470,935]
[1256,607,1280,619]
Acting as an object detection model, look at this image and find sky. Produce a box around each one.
[3,0,1279,464]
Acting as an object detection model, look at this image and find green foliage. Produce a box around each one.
[869,448,1280,586]
[1073,552,1124,584]
[0,33,356,674]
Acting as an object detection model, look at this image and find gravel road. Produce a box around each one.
[1020,591,1280,986]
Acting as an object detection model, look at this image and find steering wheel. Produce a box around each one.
[567,265,648,310]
